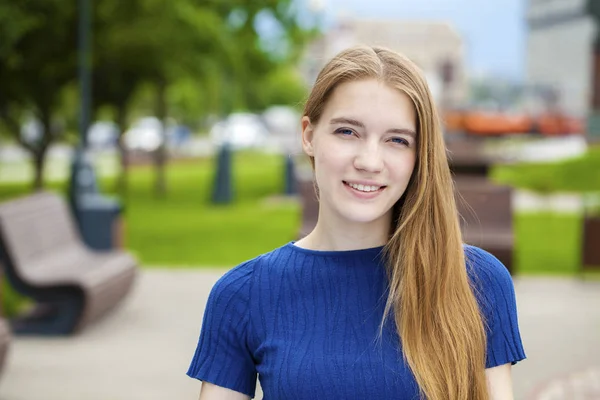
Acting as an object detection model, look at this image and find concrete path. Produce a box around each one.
[0,270,599,400]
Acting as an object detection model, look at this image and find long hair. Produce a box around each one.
[303,46,488,400]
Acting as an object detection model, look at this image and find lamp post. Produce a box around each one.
[211,142,233,204]
[68,0,122,251]
[78,0,91,150]
[69,0,98,203]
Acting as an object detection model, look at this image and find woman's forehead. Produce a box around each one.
[320,79,417,131]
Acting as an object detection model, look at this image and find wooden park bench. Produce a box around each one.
[297,174,319,239]
[296,174,514,272]
[0,317,8,377]
[447,138,514,273]
[0,270,10,376]
[583,216,600,271]
[0,192,137,335]
[454,176,514,273]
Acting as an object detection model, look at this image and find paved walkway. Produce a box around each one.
[0,270,599,400]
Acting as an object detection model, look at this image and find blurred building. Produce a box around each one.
[303,18,468,108]
[527,0,598,117]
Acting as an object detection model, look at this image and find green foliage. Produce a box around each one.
[91,0,316,121]
[0,0,80,188]
[251,65,308,111]
[491,146,600,195]
[0,0,318,189]
[1,278,31,318]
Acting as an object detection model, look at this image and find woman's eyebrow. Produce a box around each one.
[330,117,364,128]
[388,128,416,138]
[330,117,416,137]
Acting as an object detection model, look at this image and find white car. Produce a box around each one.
[87,121,119,149]
[123,117,164,152]
[209,113,270,150]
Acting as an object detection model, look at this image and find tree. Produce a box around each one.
[0,0,317,193]
[91,0,315,196]
[91,0,243,196]
[91,0,153,194]
[0,1,78,190]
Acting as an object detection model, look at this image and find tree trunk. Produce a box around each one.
[115,105,129,195]
[32,111,53,191]
[32,149,47,191]
[154,79,168,197]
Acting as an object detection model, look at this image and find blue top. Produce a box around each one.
[187,243,526,399]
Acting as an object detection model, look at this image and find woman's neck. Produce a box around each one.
[295,211,391,251]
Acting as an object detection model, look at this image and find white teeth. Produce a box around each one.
[348,182,381,192]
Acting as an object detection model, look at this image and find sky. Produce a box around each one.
[309,0,526,81]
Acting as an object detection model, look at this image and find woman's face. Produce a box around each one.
[301,78,417,227]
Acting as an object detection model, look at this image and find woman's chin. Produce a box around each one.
[335,207,392,226]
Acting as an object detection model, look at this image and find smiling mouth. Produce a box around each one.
[343,181,386,193]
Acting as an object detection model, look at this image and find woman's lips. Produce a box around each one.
[343,181,386,199]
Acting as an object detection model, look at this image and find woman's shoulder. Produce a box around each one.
[463,244,512,287]
[463,245,526,366]
[463,244,517,318]
[210,243,294,295]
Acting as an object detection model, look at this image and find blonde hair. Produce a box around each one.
[303,46,488,400]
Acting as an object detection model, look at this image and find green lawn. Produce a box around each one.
[1,150,595,316]
[514,212,582,275]
[0,151,589,273]
[0,152,301,268]
[491,145,600,195]
[104,153,300,267]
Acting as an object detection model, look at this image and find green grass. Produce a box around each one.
[514,212,582,275]
[0,152,300,315]
[109,153,300,266]
[1,151,597,316]
[491,145,600,196]
[488,146,600,275]
[0,152,301,267]
[1,279,28,317]
[0,151,592,273]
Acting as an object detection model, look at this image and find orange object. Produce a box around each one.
[442,107,583,137]
[535,113,584,136]
[462,111,531,136]
[443,110,465,132]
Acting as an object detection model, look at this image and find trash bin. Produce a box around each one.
[68,149,124,251]
[73,193,123,251]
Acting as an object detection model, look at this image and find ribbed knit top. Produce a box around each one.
[187,243,526,399]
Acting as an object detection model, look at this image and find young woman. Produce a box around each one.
[187,46,526,400]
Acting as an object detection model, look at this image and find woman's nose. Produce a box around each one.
[353,142,384,173]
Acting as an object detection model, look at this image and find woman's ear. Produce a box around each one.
[301,116,315,157]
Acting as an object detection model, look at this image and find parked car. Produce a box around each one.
[123,117,191,152]
[262,106,301,153]
[20,118,43,145]
[262,106,299,136]
[209,113,270,150]
[123,117,163,152]
[87,121,119,149]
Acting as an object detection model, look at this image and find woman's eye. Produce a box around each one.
[335,128,354,136]
[390,137,409,146]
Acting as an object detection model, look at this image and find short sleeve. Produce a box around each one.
[465,245,527,369]
[187,261,257,397]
